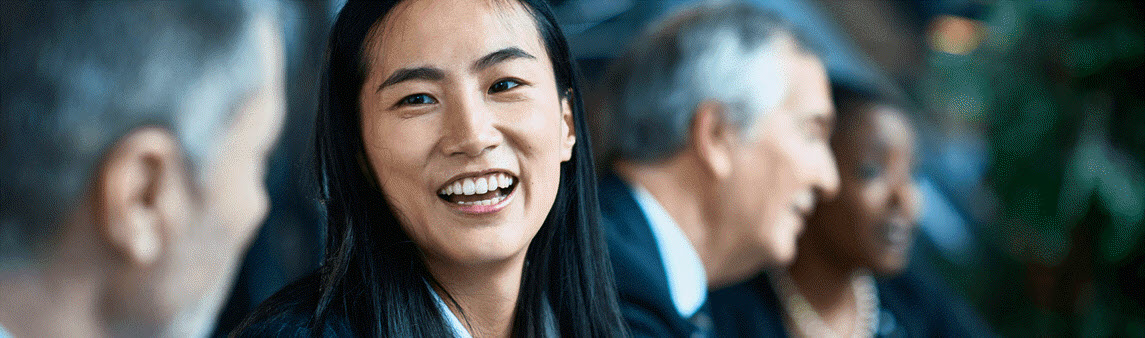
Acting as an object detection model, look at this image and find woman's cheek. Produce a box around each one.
[508,101,563,155]
[861,182,889,221]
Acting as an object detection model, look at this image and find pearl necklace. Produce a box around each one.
[770,271,879,338]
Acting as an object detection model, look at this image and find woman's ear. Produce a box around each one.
[560,96,576,162]
[95,126,187,267]
[691,100,734,179]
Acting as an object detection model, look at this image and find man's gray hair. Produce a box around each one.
[592,2,815,164]
[0,1,272,260]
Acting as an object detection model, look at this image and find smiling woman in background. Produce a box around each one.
[710,85,993,337]
[775,87,924,337]
[234,0,627,336]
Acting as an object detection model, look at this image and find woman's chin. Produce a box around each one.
[443,242,532,267]
[425,222,538,268]
[870,252,910,276]
[421,184,546,268]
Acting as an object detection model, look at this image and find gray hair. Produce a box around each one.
[592,2,815,164]
[0,1,273,260]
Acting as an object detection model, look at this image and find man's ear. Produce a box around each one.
[95,126,186,267]
[691,100,734,179]
[559,95,576,162]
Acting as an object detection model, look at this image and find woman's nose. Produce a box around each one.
[889,180,922,223]
[440,93,503,158]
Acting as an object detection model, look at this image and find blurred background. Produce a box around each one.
[212,0,1143,336]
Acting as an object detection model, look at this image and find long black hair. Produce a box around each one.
[287,0,627,336]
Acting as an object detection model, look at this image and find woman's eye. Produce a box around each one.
[488,79,521,94]
[398,93,437,106]
[858,163,882,180]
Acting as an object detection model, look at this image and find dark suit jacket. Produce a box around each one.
[709,263,995,338]
[599,173,709,338]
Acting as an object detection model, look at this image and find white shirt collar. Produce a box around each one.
[429,283,474,338]
[630,183,708,318]
[0,323,11,338]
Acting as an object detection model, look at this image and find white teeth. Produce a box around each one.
[475,177,489,194]
[795,191,814,212]
[453,194,508,206]
[440,172,517,196]
[462,178,476,195]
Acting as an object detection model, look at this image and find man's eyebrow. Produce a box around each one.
[377,67,445,92]
[471,47,535,72]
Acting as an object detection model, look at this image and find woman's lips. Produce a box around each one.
[437,171,518,215]
[878,219,915,251]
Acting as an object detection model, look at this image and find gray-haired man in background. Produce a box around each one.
[0,2,284,336]
[592,2,839,336]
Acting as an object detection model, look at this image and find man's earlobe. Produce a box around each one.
[692,100,733,179]
[95,127,186,267]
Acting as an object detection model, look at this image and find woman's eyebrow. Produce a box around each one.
[471,47,535,72]
[378,67,445,92]
[375,47,534,93]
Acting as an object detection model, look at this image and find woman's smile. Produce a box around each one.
[437,170,520,215]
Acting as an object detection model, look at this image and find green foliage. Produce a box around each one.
[922,1,1145,335]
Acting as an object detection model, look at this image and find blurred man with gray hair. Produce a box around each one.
[592,2,839,336]
[0,2,285,336]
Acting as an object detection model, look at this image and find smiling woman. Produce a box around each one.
[232,0,627,337]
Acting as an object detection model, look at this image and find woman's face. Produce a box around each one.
[358,0,575,268]
[806,105,920,275]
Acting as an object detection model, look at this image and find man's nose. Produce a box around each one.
[814,147,841,200]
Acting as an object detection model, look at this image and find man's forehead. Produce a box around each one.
[789,57,831,115]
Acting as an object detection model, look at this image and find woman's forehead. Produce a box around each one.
[837,105,914,160]
[364,0,546,74]
[869,107,914,150]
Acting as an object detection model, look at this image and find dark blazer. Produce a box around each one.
[705,271,788,338]
[599,173,709,338]
[708,263,995,338]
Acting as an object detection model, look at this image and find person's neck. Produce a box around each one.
[0,219,108,338]
[616,159,732,285]
[786,236,859,335]
[425,253,526,338]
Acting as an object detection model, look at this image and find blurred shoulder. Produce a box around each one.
[879,264,995,337]
[708,274,788,338]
